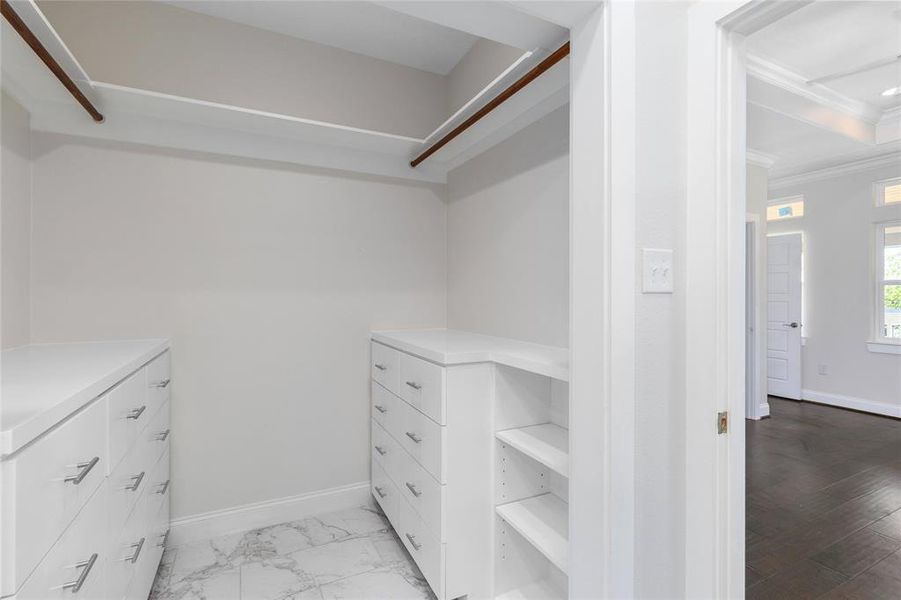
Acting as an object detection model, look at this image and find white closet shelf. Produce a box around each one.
[372,329,568,381]
[496,493,568,574]
[496,579,565,600]
[496,424,569,477]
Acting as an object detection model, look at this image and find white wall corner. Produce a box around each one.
[168,481,373,546]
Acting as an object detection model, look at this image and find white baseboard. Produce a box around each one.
[168,480,372,546]
[802,389,901,419]
[758,402,770,418]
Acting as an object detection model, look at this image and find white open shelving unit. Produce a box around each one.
[494,362,569,599]
[1,0,569,184]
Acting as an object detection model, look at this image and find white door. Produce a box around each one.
[767,233,802,399]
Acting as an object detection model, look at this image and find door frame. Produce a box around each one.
[684,0,813,596]
[745,214,769,420]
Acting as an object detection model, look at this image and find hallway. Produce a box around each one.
[747,398,901,598]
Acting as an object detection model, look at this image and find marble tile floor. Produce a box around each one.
[150,505,437,600]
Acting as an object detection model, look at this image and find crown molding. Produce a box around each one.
[746,54,882,125]
[770,151,901,190]
[746,148,777,169]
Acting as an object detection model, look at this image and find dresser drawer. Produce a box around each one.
[398,496,444,599]
[398,353,445,425]
[0,398,107,597]
[371,381,398,432]
[371,418,400,477]
[141,400,170,469]
[145,449,170,531]
[396,447,444,541]
[108,436,152,534]
[393,397,444,483]
[371,456,399,527]
[371,342,400,395]
[107,367,149,474]
[108,489,150,600]
[13,482,108,600]
[145,351,171,420]
[126,489,164,600]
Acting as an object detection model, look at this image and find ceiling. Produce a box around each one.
[747,1,901,181]
[164,1,479,75]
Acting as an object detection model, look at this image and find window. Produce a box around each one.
[876,222,901,342]
[875,177,901,206]
[767,195,804,221]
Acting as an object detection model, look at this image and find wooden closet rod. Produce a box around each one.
[1,0,104,122]
[411,41,569,168]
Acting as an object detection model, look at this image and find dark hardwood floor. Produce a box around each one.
[747,397,901,599]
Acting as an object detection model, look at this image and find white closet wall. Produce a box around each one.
[27,132,448,519]
[447,106,569,347]
[0,93,31,349]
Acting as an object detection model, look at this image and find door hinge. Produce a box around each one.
[717,411,729,434]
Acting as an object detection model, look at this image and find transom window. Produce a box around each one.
[876,221,901,341]
[767,195,804,221]
[875,177,901,207]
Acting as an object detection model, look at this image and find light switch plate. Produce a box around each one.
[642,248,674,293]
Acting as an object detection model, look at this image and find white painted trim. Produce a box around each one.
[757,402,770,418]
[802,389,901,419]
[167,481,372,546]
[868,342,901,355]
[569,4,634,597]
[770,152,901,190]
[746,149,776,169]
[746,54,881,125]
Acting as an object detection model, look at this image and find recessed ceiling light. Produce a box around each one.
[883,86,901,97]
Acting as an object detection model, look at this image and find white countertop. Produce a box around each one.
[1,339,169,457]
[371,329,569,381]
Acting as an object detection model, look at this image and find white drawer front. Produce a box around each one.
[371,381,397,433]
[398,353,445,425]
[398,496,443,599]
[141,400,170,470]
[371,342,400,395]
[108,488,150,600]
[107,367,149,474]
[396,447,444,541]
[145,449,171,532]
[108,434,152,534]
[13,482,108,600]
[371,418,399,476]
[371,457,399,527]
[393,398,444,483]
[0,398,107,597]
[145,350,171,419]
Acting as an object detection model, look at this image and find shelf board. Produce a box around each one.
[496,424,569,477]
[496,579,565,600]
[496,494,568,574]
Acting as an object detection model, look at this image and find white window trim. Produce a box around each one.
[767,194,804,221]
[873,219,901,348]
[874,176,901,207]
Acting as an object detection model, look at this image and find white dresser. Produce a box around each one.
[1,340,171,600]
[370,330,570,600]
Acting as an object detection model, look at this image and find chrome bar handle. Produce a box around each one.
[64,457,100,485]
[373,363,387,371]
[405,533,422,551]
[124,537,145,564]
[374,486,387,498]
[123,471,145,492]
[126,405,146,420]
[156,479,171,495]
[155,429,171,441]
[374,404,387,414]
[158,530,170,548]
[405,482,422,497]
[374,445,387,456]
[405,431,422,444]
[405,381,422,390]
[151,379,171,388]
[57,553,98,593]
